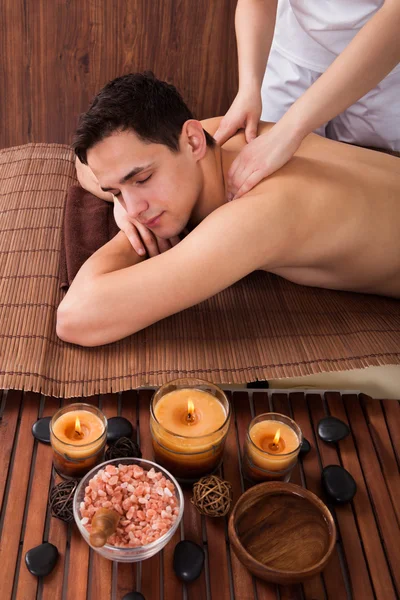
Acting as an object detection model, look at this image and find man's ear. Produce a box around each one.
[181,120,207,161]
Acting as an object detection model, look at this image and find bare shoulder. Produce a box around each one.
[201,118,276,151]
[201,116,223,136]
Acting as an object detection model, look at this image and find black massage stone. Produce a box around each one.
[106,417,134,444]
[173,540,205,582]
[32,417,52,444]
[317,416,350,443]
[122,593,145,600]
[322,465,357,504]
[299,438,311,457]
[25,542,58,577]
[246,380,269,389]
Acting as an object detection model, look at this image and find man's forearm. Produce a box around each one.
[57,232,145,345]
[282,0,400,139]
[75,156,114,202]
[74,232,144,280]
[236,0,277,91]
[56,195,283,347]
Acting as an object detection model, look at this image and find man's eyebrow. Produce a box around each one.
[100,164,153,192]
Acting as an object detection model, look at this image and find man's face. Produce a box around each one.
[87,130,201,239]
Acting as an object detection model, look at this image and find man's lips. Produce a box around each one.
[140,212,164,227]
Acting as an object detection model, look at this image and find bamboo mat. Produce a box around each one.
[1,143,400,398]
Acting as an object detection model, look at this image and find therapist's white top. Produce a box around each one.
[273,0,388,73]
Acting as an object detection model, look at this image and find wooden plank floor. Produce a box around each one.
[0,389,399,600]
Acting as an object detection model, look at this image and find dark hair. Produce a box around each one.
[73,72,215,164]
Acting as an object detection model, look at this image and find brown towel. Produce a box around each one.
[59,185,119,289]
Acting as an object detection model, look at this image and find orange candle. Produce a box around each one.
[243,413,302,482]
[150,379,231,481]
[50,404,107,479]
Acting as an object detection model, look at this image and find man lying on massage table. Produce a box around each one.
[57,72,400,347]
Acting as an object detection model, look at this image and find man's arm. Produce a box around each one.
[56,192,288,347]
[75,156,114,201]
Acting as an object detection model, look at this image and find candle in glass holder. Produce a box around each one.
[150,378,231,482]
[243,413,302,482]
[50,404,107,479]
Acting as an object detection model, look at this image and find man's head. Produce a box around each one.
[73,72,216,238]
[73,72,215,164]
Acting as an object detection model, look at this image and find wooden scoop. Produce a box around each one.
[89,508,120,548]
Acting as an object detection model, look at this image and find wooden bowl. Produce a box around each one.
[228,482,336,584]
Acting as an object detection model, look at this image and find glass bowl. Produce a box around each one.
[73,457,184,562]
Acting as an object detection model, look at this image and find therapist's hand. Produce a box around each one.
[113,195,180,258]
[214,89,262,146]
[226,121,303,200]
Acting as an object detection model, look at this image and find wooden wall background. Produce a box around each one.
[1,0,238,149]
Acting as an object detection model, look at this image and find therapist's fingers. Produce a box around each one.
[214,119,240,147]
[232,169,264,200]
[227,135,265,198]
[244,116,259,144]
[226,153,248,199]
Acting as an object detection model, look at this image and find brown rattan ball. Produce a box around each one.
[105,437,142,461]
[191,475,233,517]
[49,480,79,523]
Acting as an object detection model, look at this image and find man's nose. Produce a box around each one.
[123,191,149,219]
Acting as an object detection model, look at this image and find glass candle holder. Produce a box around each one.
[150,378,231,483]
[50,403,107,479]
[242,413,302,483]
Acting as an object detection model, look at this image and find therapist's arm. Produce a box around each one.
[227,0,400,199]
[214,0,278,145]
[236,0,277,95]
[282,0,400,139]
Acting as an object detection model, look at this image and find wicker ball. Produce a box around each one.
[49,480,79,523]
[191,475,233,517]
[105,437,142,461]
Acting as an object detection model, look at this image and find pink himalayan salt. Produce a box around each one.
[80,464,179,547]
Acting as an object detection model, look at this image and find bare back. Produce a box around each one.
[204,118,400,298]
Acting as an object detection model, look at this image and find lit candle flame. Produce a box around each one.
[75,416,82,435]
[272,428,281,446]
[187,399,195,419]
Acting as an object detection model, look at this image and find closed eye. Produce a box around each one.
[136,174,152,185]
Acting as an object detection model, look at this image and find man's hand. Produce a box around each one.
[213,90,262,147]
[113,194,180,257]
[226,121,302,200]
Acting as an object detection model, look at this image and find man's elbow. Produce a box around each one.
[56,302,99,347]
